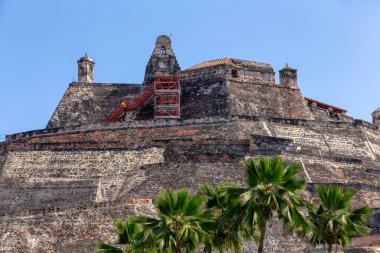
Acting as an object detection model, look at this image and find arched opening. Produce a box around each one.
[231,69,238,78]
[160,47,167,55]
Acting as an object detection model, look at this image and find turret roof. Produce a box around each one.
[183,58,273,72]
[77,53,94,63]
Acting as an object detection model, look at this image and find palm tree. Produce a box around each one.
[225,156,312,253]
[135,188,209,253]
[97,218,141,253]
[308,185,372,253]
[200,184,244,252]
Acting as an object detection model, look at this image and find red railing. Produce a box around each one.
[155,75,179,90]
[106,75,180,122]
[106,83,155,122]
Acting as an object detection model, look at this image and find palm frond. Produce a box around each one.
[309,184,372,250]
[96,242,125,253]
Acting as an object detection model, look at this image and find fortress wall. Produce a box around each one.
[363,128,380,158]
[1,131,379,252]
[180,66,230,119]
[284,155,380,210]
[0,142,5,172]
[47,84,141,129]
[164,141,249,163]
[6,117,232,141]
[0,200,307,253]
[132,97,155,120]
[180,77,230,118]
[289,156,378,187]
[237,120,273,137]
[0,203,155,253]
[2,148,165,201]
[7,121,258,151]
[122,162,246,201]
[0,153,5,176]
[271,124,328,151]
[266,121,375,159]
[323,128,374,159]
[244,151,380,209]
[228,80,314,120]
[308,105,331,121]
[307,105,354,123]
[180,65,229,82]
[5,117,380,161]
[3,149,164,176]
[1,140,250,203]
[0,180,97,216]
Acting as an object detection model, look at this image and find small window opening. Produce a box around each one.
[160,47,167,55]
[231,69,238,78]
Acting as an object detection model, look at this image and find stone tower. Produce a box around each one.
[143,35,180,85]
[372,108,380,126]
[279,63,297,88]
[77,54,95,84]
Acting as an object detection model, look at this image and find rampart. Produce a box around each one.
[1,114,380,251]
[1,36,379,251]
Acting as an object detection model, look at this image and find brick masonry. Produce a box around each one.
[1,116,380,252]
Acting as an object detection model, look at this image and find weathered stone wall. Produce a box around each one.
[47,61,292,128]
[0,179,97,216]
[0,200,309,253]
[180,76,230,118]
[182,58,275,84]
[47,83,141,128]
[2,116,380,252]
[124,162,245,200]
[0,144,5,175]
[2,148,164,202]
[264,119,376,159]
[228,80,314,120]
[363,128,380,159]
[5,118,380,204]
[6,119,248,151]
[7,117,380,161]
[307,104,354,123]
[179,62,310,120]
[0,203,155,253]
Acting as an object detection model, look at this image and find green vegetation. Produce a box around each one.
[308,185,372,253]
[97,156,372,253]
[200,184,244,252]
[133,189,208,253]
[97,219,141,252]
[223,156,312,253]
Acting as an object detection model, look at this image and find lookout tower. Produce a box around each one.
[143,35,180,85]
[372,108,380,126]
[77,54,95,84]
[106,36,181,122]
[279,64,297,88]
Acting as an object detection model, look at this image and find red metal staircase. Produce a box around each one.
[106,75,180,122]
[106,83,155,122]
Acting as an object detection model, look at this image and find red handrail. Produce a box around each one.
[106,83,155,122]
[106,75,180,122]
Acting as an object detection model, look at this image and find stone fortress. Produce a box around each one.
[0,35,379,252]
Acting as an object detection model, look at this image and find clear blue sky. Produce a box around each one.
[1,0,380,137]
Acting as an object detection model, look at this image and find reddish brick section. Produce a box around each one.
[127,199,153,205]
[352,234,380,248]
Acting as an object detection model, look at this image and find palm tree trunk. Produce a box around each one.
[257,220,267,253]
[327,244,333,253]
